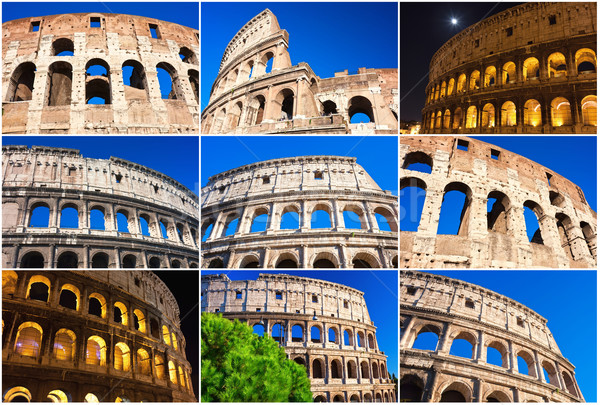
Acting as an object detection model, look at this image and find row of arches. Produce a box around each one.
[213,49,277,97]
[7,60,199,105]
[18,249,197,269]
[299,357,387,382]
[427,48,597,103]
[313,390,394,403]
[3,272,183,351]
[24,200,198,248]
[425,95,597,130]
[202,203,396,241]
[4,386,163,403]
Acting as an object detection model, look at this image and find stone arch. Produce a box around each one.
[434,110,442,129]
[484,390,512,402]
[114,341,131,371]
[312,251,339,268]
[179,46,198,64]
[3,386,33,402]
[581,95,597,126]
[238,254,260,268]
[410,323,442,350]
[438,181,473,236]
[52,37,74,56]
[59,202,79,228]
[487,190,510,233]
[438,380,473,402]
[85,58,111,104]
[330,358,342,378]
[575,48,596,73]
[523,200,545,244]
[541,359,560,387]
[485,339,509,368]
[348,95,375,123]
[342,203,367,229]
[402,151,433,172]
[465,105,477,128]
[91,252,109,268]
[260,51,275,75]
[449,330,477,359]
[312,358,325,378]
[248,94,266,125]
[562,371,578,396]
[457,73,467,92]
[57,251,78,268]
[85,335,107,366]
[122,59,149,101]
[322,99,338,115]
[501,101,516,126]
[226,101,243,132]
[188,69,199,103]
[46,61,72,106]
[360,360,370,379]
[310,202,333,229]
[440,80,447,97]
[484,66,496,87]
[272,88,294,120]
[274,252,299,268]
[156,61,184,100]
[516,348,537,377]
[14,321,43,357]
[371,361,380,378]
[468,70,480,90]
[502,61,516,83]
[59,283,80,310]
[6,62,36,102]
[88,292,107,318]
[208,257,225,268]
[122,254,137,269]
[20,251,45,268]
[453,107,462,129]
[26,274,51,301]
[523,57,540,79]
[374,206,398,232]
[352,252,380,268]
[447,77,455,95]
[550,97,572,126]
[347,359,358,378]
[137,348,151,375]
[524,99,542,127]
[113,301,128,325]
[443,109,451,128]
[249,205,270,233]
[548,52,567,77]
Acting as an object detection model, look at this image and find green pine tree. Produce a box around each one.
[201,313,313,402]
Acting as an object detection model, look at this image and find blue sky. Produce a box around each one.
[3,136,199,194]
[401,136,597,236]
[414,270,596,402]
[201,2,398,110]
[3,2,198,103]
[202,270,399,377]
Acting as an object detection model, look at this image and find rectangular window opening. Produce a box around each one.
[314,171,323,180]
[546,172,553,186]
[457,139,469,151]
[115,174,122,183]
[312,295,318,303]
[491,149,500,160]
[474,39,479,48]
[31,21,40,32]
[149,23,160,39]
[256,308,261,312]
[343,300,349,309]
[276,292,282,300]
[549,15,556,25]
[407,287,417,296]
[465,298,475,309]
[236,291,242,299]
[90,17,101,28]
[517,318,524,327]
[506,27,513,37]
[262,176,270,184]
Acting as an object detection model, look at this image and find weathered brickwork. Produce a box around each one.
[422,2,597,134]
[400,271,584,402]
[2,13,199,134]
[400,136,597,268]
[202,273,396,402]
[201,9,398,134]
[201,156,398,269]
[2,145,199,269]
[2,270,196,402]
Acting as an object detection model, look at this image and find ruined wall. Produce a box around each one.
[201,156,398,269]
[400,136,597,268]
[422,2,596,134]
[2,270,196,402]
[200,9,398,135]
[2,145,199,268]
[400,270,584,402]
[2,13,199,134]
[202,273,396,402]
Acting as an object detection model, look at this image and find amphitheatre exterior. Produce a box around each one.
[200,155,398,269]
[2,270,196,402]
[400,136,597,269]
[201,9,398,134]
[400,270,584,402]
[2,12,199,134]
[201,273,396,402]
[421,2,597,134]
[2,145,200,269]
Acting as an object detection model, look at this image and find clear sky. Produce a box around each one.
[401,136,597,236]
[201,136,398,196]
[3,136,199,194]
[202,270,399,377]
[414,270,597,402]
[400,2,524,121]
[201,2,398,110]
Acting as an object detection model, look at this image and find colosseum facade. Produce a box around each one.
[2,270,196,402]
[421,2,597,134]
[201,273,396,402]
[401,270,584,402]
[2,12,199,134]
[200,9,398,134]
[201,155,398,269]
[400,136,597,269]
[2,145,199,269]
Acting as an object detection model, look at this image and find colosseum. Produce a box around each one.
[2,145,199,269]
[201,273,396,402]
[400,270,585,402]
[2,12,199,134]
[200,9,398,134]
[201,155,398,269]
[421,2,597,134]
[2,270,196,402]
[400,136,597,269]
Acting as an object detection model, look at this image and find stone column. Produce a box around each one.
[476,330,486,364]
[436,323,452,354]
[508,340,518,373]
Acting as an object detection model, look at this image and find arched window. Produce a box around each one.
[91,252,109,268]
[502,61,516,83]
[178,366,186,387]
[575,48,596,74]
[312,359,324,378]
[344,330,353,346]
[15,322,43,357]
[252,323,265,336]
[122,254,136,269]
[465,105,477,128]
[85,59,111,104]
[456,74,466,92]
[551,97,572,127]
[275,253,298,268]
[517,350,536,377]
[84,393,99,403]
[449,332,475,359]
[328,327,338,343]
[226,101,243,132]
[352,252,379,268]
[155,354,166,379]
[548,52,567,77]
[163,325,172,345]
[311,205,332,229]
[179,47,198,64]
[371,362,380,378]
[159,220,169,239]
[434,111,442,129]
[3,387,33,402]
[88,293,106,318]
[47,61,73,106]
[57,251,78,268]
[440,81,447,98]
[85,335,107,366]
[20,251,45,268]
[273,88,294,120]
[139,215,151,236]
[447,78,455,95]
[7,62,36,102]
[47,390,69,403]
[524,99,542,127]
[90,207,105,230]
[114,342,131,371]
[374,206,397,232]
[52,38,74,56]
[581,95,597,126]
[481,103,495,128]
[291,325,303,342]
[412,326,440,351]
[122,60,149,101]
[487,191,510,234]
[149,257,161,268]
[501,101,516,126]
[310,326,322,343]
[156,62,184,100]
[59,284,80,310]
[113,302,128,325]
[27,275,50,301]
[222,213,239,236]
[239,255,260,268]
[54,328,76,360]
[29,203,50,227]
[280,206,300,229]
[168,361,178,383]
[322,100,338,115]
[523,57,540,79]
[347,360,357,378]
[2,270,18,296]
[343,206,365,229]
[116,211,129,233]
[348,96,374,123]
[484,66,496,87]
[486,341,508,367]
[250,208,269,233]
[60,205,79,228]
[523,201,544,244]
[133,309,147,333]
[468,70,480,90]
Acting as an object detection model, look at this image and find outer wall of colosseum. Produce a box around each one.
[200,9,398,134]
[2,145,200,269]
[422,2,596,134]
[202,273,396,402]
[400,136,597,269]
[400,271,585,403]
[2,13,199,134]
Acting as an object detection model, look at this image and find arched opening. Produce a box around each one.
[4,387,33,402]
[343,205,365,229]
[84,393,99,403]
[47,390,69,403]
[156,62,183,100]
[523,57,540,79]
[517,351,536,377]
[60,205,79,228]
[580,221,595,258]
[311,205,332,229]
[261,51,274,75]
[52,38,74,56]
[252,323,265,337]
[484,66,496,87]
[122,60,148,101]
[556,213,576,260]
[88,293,106,318]
[485,391,511,402]
[91,252,109,268]
[548,52,567,77]
[501,101,516,126]
[344,330,353,346]
[222,213,240,236]
[481,103,495,127]
[149,257,161,268]
[116,211,129,233]
[15,322,43,357]
[208,258,225,268]
[291,325,303,342]
[331,359,342,378]
[239,255,260,268]
[179,47,198,64]
[502,61,516,84]
[486,341,507,367]
[348,96,374,123]
[113,302,128,325]
[434,111,442,129]
[447,78,455,95]
[468,70,480,90]
[85,59,111,104]
[361,361,370,379]
[29,203,50,227]
[250,208,269,233]
[438,182,472,236]
[524,99,542,127]
[134,309,147,333]
[114,342,131,371]
[440,81,447,97]
[27,275,50,301]
[562,371,578,396]
[275,252,298,268]
[275,88,294,120]
[59,284,79,310]
[163,325,172,345]
[465,105,477,128]
[20,251,45,268]
[310,326,322,343]
[551,97,572,126]
[312,359,324,378]
[581,95,597,126]
[523,201,544,244]
[171,259,182,268]
[411,325,440,351]
[542,360,560,387]
[122,254,136,268]
[313,252,337,269]
[57,251,78,268]
[443,109,451,129]
[322,100,338,115]
[352,252,379,268]
[137,349,151,375]
[575,48,596,74]
[449,332,476,359]
[154,354,166,379]
[374,206,397,232]
[487,191,510,233]
[371,362,380,378]
[280,206,300,229]
[314,395,326,403]
[402,151,433,173]
[90,207,105,230]
[54,328,76,361]
[328,327,338,343]
[188,69,199,103]
[347,360,357,378]
[453,107,462,129]
[85,336,106,366]
[457,74,466,92]
[440,383,469,402]
[400,177,427,232]
[249,95,265,125]
[7,62,36,101]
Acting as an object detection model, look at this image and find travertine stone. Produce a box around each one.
[400,136,597,269]
[2,270,196,402]
[2,145,199,269]
[201,156,398,269]
[2,13,199,134]
[202,273,396,402]
[422,2,597,134]
[400,270,584,402]
[201,9,398,135]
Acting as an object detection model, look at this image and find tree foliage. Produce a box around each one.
[201,313,313,402]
